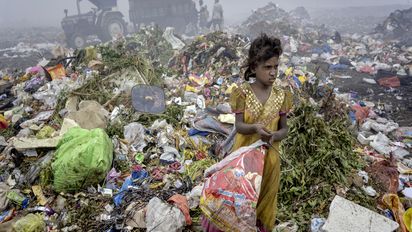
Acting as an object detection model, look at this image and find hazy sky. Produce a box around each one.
[0,0,410,28]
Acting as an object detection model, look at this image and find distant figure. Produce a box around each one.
[210,0,223,31]
[332,31,342,44]
[198,0,209,29]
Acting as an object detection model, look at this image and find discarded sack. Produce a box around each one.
[200,141,266,232]
[52,127,113,192]
[366,156,399,194]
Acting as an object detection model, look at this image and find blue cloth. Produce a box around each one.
[312,44,332,54]
[114,170,149,206]
[188,128,209,136]
[349,111,356,123]
[113,177,133,207]
[132,169,148,180]
[329,64,349,72]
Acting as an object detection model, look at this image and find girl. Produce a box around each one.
[202,33,292,231]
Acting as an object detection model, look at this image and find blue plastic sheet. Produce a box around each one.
[113,169,148,207]
[189,128,210,137]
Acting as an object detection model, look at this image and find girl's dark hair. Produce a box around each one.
[243,33,283,81]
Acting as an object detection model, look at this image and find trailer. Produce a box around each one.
[129,0,198,34]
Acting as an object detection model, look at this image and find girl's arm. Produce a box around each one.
[235,114,271,140]
[270,114,288,143]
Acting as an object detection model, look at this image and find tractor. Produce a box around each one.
[61,0,127,48]
[128,0,198,35]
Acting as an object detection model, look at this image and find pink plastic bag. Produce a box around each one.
[200,141,266,232]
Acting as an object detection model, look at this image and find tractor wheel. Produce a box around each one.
[68,33,86,49]
[101,15,127,42]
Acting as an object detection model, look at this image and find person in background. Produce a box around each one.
[198,0,209,30]
[210,0,223,31]
[332,31,342,44]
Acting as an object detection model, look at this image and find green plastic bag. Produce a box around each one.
[13,213,45,232]
[52,127,113,193]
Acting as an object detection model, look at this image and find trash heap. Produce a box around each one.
[0,28,243,231]
[0,27,62,70]
[289,6,311,21]
[0,7,411,232]
[168,31,248,77]
[272,25,411,232]
[237,3,328,41]
[375,7,412,40]
[309,5,405,35]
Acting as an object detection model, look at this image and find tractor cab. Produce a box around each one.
[61,0,127,48]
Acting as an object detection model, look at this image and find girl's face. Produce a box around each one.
[253,56,279,87]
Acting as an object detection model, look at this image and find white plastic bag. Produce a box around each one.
[146,197,186,232]
[124,122,147,152]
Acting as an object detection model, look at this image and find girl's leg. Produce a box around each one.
[257,220,268,232]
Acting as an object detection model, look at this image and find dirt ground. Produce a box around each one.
[305,61,412,127]
[332,69,412,127]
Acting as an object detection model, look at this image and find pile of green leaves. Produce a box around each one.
[105,103,185,139]
[130,27,175,66]
[172,31,248,75]
[277,98,364,230]
[185,157,216,182]
[99,41,158,82]
[136,103,185,128]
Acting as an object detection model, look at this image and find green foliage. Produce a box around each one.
[136,103,185,128]
[185,158,216,182]
[0,127,16,140]
[278,99,365,230]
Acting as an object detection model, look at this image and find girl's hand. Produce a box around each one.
[254,124,271,142]
[269,132,283,145]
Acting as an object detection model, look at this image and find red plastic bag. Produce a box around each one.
[351,104,370,124]
[377,76,400,88]
[200,141,266,232]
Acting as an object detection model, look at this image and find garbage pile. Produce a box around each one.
[271,32,412,231]
[237,3,329,42]
[0,27,63,70]
[375,7,412,40]
[309,5,405,35]
[0,8,411,232]
[289,6,311,21]
[0,28,239,231]
[168,31,248,77]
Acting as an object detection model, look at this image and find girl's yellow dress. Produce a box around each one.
[229,82,292,231]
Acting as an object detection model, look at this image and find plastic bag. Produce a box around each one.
[366,156,399,194]
[0,182,10,211]
[52,127,113,192]
[383,194,407,232]
[200,140,266,232]
[403,208,412,232]
[193,116,230,136]
[146,197,186,232]
[124,122,147,152]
